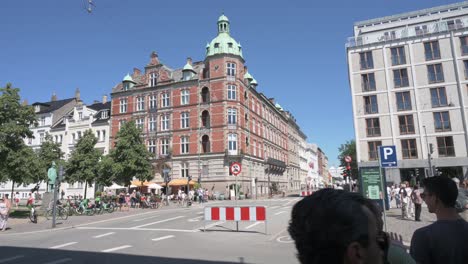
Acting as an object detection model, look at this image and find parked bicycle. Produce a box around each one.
[28,204,38,223]
[76,199,96,216]
[45,205,68,220]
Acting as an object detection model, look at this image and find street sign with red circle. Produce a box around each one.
[230,162,242,176]
[344,156,352,163]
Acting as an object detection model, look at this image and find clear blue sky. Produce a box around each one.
[0,0,458,166]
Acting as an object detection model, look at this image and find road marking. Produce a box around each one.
[49,242,77,249]
[196,212,204,215]
[269,228,288,241]
[101,245,132,253]
[0,255,24,263]
[269,206,280,209]
[245,222,263,229]
[196,221,224,231]
[132,215,161,222]
[43,258,72,264]
[276,235,294,243]
[93,232,115,238]
[131,216,184,229]
[188,216,203,222]
[274,211,287,216]
[151,235,175,241]
[77,226,197,233]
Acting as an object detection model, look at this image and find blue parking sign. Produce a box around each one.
[379,146,397,168]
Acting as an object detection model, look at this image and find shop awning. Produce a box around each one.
[166,178,196,186]
[130,180,152,187]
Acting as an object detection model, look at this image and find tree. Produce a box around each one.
[0,83,37,183]
[38,134,64,183]
[338,139,358,179]
[97,155,115,187]
[65,130,102,198]
[110,121,153,186]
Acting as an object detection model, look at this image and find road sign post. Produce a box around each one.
[377,145,397,232]
[230,162,242,204]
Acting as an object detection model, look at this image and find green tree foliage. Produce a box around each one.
[0,83,37,183]
[110,121,153,186]
[38,134,64,182]
[1,143,41,185]
[338,139,358,179]
[65,130,102,198]
[97,155,115,187]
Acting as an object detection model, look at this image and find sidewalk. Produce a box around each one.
[385,206,436,245]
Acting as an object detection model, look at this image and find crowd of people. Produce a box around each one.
[289,176,468,264]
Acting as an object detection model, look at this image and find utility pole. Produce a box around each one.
[423,126,433,177]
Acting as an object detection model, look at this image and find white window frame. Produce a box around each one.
[181,136,189,154]
[228,133,238,154]
[149,116,157,132]
[136,118,144,130]
[101,111,108,119]
[228,108,237,124]
[227,62,236,76]
[161,138,169,155]
[181,112,189,129]
[161,114,170,131]
[136,97,145,111]
[150,72,157,87]
[161,93,170,108]
[149,95,157,109]
[181,90,190,105]
[181,162,189,177]
[120,98,128,113]
[148,139,157,154]
[227,85,237,100]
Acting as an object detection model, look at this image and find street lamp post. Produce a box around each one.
[423,125,433,177]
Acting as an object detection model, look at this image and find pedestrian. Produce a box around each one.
[410,176,468,264]
[400,185,409,219]
[61,190,65,200]
[387,185,392,209]
[453,177,468,221]
[0,196,8,231]
[394,184,401,209]
[405,182,414,218]
[14,192,20,209]
[1,194,11,231]
[411,185,423,222]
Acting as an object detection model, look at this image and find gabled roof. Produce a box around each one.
[88,101,110,112]
[32,98,75,114]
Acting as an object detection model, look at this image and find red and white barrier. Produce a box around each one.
[204,206,267,233]
[300,191,313,197]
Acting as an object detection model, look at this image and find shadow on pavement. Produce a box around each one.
[0,246,242,264]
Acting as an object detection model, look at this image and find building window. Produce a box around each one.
[149,116,157,132]
[161,93,170,108]
[437,136,455,157]
[123,83,130,91]
[228,108,237,124]
[78,112,83,120]
[160,138,169,155]
[227,85,237,100]
[364,95,378,114]
[181,162,189,177]
[136,118,144,130]
[359,51,374,70]
[460,36,468,55]
[433,111,451,132]
[415,25,428,36]
[181,112,189,129]
[39,133,45,144]
[120,98,127,113]
[148,139,156,154]
[96,131,100,141]
[101,131,105,142]
[391,46,406,66]
[368,141,381,161]
[227,62,236,76]
[365,118,381,137]
[427,64,444,83]
[136,97,145,111]
[424,41,441,61]
[393,68,409,88]
[464,60,468,79]
[401,139,418,159]
[396,91,412,111]
[430,87,448,107]
[398,115,415,135]
[361,73,376,92]
[150,72,157,87]
[149,95,157,109]
[228,133,237,153]
[40,117,46,126]
[101,111,108,119]
[161,114,170,131]
[252,118,256,133]
[118,120,126,131]
[181,136,189,154]
[181,90,190,105]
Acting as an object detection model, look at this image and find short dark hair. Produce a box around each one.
[423,176,458,208]
[288,189,376,264]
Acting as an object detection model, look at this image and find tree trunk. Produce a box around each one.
[10,180,15,203]
[84,181,88,199]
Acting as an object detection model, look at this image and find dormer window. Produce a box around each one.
[150,72,158,87]
[40,117,46,126]
[78,112,83,120]
[228,43,233,48]
[123,83,130,91]
[34,105,40,113]
[101,110,108,119]
[214,43,220,48]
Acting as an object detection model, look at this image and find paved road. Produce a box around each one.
[0,197,300,264]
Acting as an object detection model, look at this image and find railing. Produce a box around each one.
[366,128,381,137]
[438,146,455,157]
[347,18,468,48]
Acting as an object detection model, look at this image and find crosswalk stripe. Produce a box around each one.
[101,245,132,253]
[0,255,24,263]
[151,235,175,241]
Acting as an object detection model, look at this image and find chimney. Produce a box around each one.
[133,68,141,77]
[51,92,57,102]
[102,95,108,104]
[22,99,28,106]
[149,51,159,65]
[75,88,81,101]
[186,57,193,65]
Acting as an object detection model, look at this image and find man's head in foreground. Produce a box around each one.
[289,189,386,264]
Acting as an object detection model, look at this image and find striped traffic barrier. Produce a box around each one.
[203,206,267,234]
[300,191,313,197]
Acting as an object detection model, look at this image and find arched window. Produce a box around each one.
[202,111,210,128]
[202,135,210,153]
[201,87,210,103]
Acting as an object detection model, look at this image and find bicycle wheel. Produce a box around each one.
[29,210,37,223]
[59,208,68,220]
[45,209,53,220]
[108,204,115,213]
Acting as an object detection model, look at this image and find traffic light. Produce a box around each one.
[429,143,434,154]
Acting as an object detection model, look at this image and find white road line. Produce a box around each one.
[101,245,132,253]
[130,216,184,229]
[93,232,115,238]
[197,221,224,231]
[151,235,175,241]
[49,242,77,249]
[0,255,24,263]
[274,211,287,216]
[188,216,203,222]
[43,258,72,264]
[245,222,263,229]
[77,226,197,232]
[269,206,280,209]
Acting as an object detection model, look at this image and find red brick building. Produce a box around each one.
[110,15,302,197]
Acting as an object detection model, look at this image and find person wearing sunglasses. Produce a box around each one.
[410,176,468,264]
[289,188,414,264]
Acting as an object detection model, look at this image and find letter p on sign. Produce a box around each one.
[379,146,397,168]
[383,148,393,160]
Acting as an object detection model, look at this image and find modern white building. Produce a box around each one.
[305,143,320,189]
[347,1,468,184]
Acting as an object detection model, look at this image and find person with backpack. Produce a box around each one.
[411,185,423,221]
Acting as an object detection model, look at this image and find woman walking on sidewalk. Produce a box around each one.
[412,185,423,221]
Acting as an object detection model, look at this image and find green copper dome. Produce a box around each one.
[206,14,243,59]
[244,71,253,81]
[123,73,135,83]
[183,62,194,71]
[251,78,258,86]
